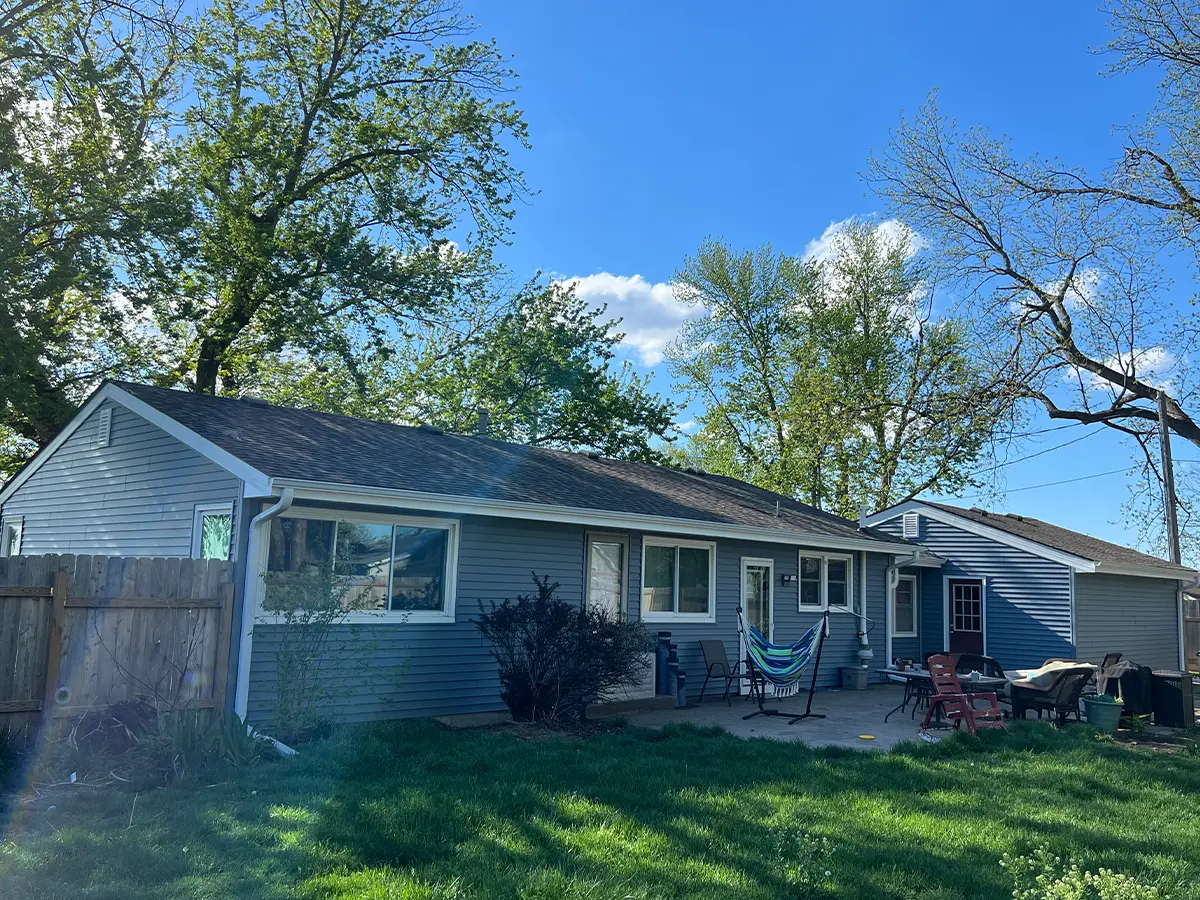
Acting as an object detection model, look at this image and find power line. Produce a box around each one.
[982,428,1100,473]
[957,466,1130,501]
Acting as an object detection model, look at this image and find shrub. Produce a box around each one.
[1003,845,1168,900]
[475,574,652,723]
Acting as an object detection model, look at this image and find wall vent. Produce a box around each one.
[902,511,920,539]
[96,407,112,448]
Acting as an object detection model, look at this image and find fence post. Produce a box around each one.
[41,571,68,720]
[212,581,236,718]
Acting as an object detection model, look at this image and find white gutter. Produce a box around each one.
[234,488,294,721]
[274,478,919,555]
[885,549,927,671]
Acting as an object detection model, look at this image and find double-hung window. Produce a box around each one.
[892,575,917,637]
[262,510,458,622]
[797,552,853,611]
[641,537,716,621]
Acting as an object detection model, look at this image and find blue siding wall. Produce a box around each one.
[1,400,242,557]
[246,508,897,723]
[875,514,1074,669]
[247,513,586,724]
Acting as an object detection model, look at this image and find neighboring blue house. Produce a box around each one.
[0,381,921,724]
[866,501,1195,674]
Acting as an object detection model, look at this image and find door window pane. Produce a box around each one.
[643,545,676,612]
[678,546,711,614]
[588,540,624,618]
[390,526,448,611]
[894,579,915,635]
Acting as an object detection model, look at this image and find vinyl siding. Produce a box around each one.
[247,513,586,724]
[628,535,889,692]
[875,514,1074,669]
[245,510,895,723]
[0,400,241,557]
[1075,573,1181,670]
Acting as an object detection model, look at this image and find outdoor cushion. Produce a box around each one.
[1010,660,1098,692]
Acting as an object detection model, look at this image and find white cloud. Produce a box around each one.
[1067,345,1176,393]
[556,272,699,366]
[803,217,925,264]
[675,419,698,433]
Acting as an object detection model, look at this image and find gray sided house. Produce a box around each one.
[865,501,1196,673]
[0,382,919,724]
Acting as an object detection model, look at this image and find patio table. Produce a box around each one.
[878,667,1009,723]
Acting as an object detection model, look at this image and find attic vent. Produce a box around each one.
[1005,513,1025,522]
[684,466,706,476]
[96,407,112,448]
[418,423,444,435]
[902,511,919,539]
[242,396,270,407]
[586,451,601,460]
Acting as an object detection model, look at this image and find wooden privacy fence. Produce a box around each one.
[0,554,235,731]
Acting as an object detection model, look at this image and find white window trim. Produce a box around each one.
[1,516,23,557]
[191,502,235,559]
[586,531,629,619]
[797,550,854,612]
[640,535,717,623]
[253,507,460,625]
[891,574,918,638]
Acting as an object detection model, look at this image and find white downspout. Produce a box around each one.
[886,550,925,669]
[234,487,294,721]
[857,551,871,665]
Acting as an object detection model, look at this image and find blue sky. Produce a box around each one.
[468,1,1191,551]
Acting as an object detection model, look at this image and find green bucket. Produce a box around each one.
[1082,695,1123,732]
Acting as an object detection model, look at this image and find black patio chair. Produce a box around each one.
[955,653,1005,679]
[698,639,749,705]
[1010,667,1094,724]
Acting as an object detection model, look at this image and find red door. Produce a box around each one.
[948,579,984,654]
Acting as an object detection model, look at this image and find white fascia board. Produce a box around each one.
[0,383,273,505]
[865,499,1097,573]
[273,478,919,554]
[0,388,110,504]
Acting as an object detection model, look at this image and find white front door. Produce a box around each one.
[740,557,774,690]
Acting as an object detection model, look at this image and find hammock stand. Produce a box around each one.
[739,607,829,724]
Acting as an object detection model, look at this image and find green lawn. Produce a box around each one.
[1,720,1198,899]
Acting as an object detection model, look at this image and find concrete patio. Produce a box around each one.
[624,683,934,751]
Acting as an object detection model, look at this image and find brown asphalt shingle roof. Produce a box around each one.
[114,381,906,546]
[925,502,1187,574]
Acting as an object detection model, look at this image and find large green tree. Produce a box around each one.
[0,0,184,474]
[668,225,1004,516]
[866,0,1200,558]
[238,281,677,461]
[163,0,528,395]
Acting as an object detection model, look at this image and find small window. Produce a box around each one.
[902,512,919,539]
[586,534,627,619]
[892,575,917,637]
[797,552,854,611]
[1,517,23,557]
[641,538,715,620]
[192,504,233,560]
[264,513,457,620]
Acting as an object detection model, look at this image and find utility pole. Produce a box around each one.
[1158,392,1182,565]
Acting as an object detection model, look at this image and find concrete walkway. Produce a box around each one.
[625,683,933,751]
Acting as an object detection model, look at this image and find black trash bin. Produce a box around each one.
[1151,670,1196,728]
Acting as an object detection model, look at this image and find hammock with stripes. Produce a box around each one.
[738,610,825,701]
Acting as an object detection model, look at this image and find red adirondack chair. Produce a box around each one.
[921,654,1005,734]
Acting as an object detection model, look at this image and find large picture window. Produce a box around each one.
[641,538,715,621]
[797,552,853,611]
[263,511,457,621]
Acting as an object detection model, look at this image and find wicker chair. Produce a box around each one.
[1010,667,1094,724]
